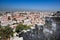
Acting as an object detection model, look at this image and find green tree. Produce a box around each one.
[0,26,14,40]
[0,21,1,28]
[15,23,30,33]
[13,18,17,24]
[8,16,11,20]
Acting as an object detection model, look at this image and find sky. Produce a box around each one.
[0,0,60,11]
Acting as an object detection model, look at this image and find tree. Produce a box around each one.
[15,23,30,33]
[13,18,17,21]
[8,16,11,20]
[0,21,1,28]
[15,24,30,37]
[13,18,17,24]
[0,26,14,40]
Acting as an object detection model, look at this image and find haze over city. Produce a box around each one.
[0,0,60,11]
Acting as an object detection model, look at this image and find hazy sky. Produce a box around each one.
[0,0,60,11]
